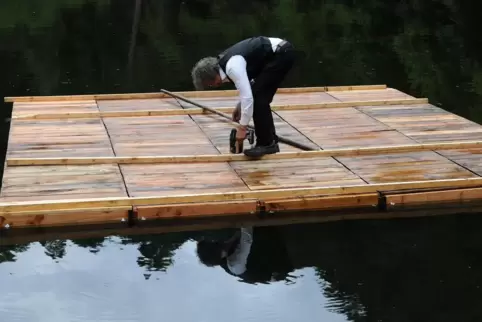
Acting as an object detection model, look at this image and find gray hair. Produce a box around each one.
[191,56,219,90]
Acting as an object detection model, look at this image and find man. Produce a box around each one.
[195,226,295,284]
[190,36,296,157]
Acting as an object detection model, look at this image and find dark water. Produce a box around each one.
[2,1,482,321]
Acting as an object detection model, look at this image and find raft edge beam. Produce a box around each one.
[6,140,482,166]
[4,84,388,103]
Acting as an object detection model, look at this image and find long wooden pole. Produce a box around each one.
[159,89,316,151]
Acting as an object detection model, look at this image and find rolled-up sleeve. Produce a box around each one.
[225,55,253,126]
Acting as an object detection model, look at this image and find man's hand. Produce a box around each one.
[236,124,247,141]
[232,102,241,122]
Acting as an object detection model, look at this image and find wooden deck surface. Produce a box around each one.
[3,84,482,229]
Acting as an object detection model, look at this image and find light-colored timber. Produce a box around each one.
[4,84,387,102]
[2,85,482,230]
[2,177,482,214]
[7,140,482,166]
[10,98,428,120]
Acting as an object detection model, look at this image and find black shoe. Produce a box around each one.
[244,141,280,158]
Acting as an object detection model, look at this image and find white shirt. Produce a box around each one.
[219,37,283,126]
[226,227,253,275]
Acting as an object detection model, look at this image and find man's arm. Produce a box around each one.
[225,55,253,126]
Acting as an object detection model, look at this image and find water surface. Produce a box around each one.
[2,1,482,321]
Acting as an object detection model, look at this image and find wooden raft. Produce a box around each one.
[3,84,482,230]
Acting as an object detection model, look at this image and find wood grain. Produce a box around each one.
[97,98,183,112]
[6,118,114,158]
[385,188,482,208]
[228,157,367,190]
[276,107,416,149]
[264,193,379,212]
[436,148,482,176]
[8,140,482,166]
[4,85,387,102]
[328,88,414,101]
[12,100,99,117]
[190,113,318,154]
[2,178,482,214]
[102,115,219,156]
[0,164,128,202]
[3,85,482,226]
[120,163,249,197]
[336,151,479,183]
[12,98,428,120]
[0,207,130,228]
[358,104,482,143]
[135,200,258,219]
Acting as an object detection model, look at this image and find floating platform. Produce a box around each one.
[3,84,482,232]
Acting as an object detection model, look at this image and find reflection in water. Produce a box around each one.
[2,213,482,321]
[2,0,482,321]
[195,226,296,284]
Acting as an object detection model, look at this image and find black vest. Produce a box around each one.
[217,36,274,81]
[220,226,294,284]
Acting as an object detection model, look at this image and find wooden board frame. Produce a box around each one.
[1,177,482,215]
[0,206,131,228]
[7,140,482,166]
[384,187,482,209]
[3,199,482,241]
[3,83,482,232]
[9,98,428,120]
[4,84,387,102]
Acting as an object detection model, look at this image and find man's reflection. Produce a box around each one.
[195,226,295,284]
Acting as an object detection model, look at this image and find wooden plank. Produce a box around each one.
[97,92,340,112]
[4,85,387,102]
[135,200,259,220]
[103,115,219,156]
[336,151,479,183]
[12,100,98,117]
[436,148,482,176]
[10,98,429,120]
[135,194,379,220]
[228,157,366,190]
[263,193,379,212]
[0,207,130,228]
[6,204,482,246]
[0,164,128,202]
[10,141,482,166]
[6,118,114,158]
[120,163,249,197]
[8,141,482,166]
[11,202,482,248]
[358,103,482,143]
[385,187,482,208]
[328,88,414,101]
[1,177,482,214]
[277,107,417,149]
[190,113,318,154]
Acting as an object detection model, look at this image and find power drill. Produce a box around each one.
[229,128,255,154]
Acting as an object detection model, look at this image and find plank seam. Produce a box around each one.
[354,105,482,179]
[324,91,344,103]
[175,98,253,194]
[98,103,132,200]
[273,110,370,185]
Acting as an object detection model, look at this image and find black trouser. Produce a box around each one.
[251,41,296,146]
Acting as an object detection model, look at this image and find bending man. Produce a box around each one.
[191,36,296,157]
